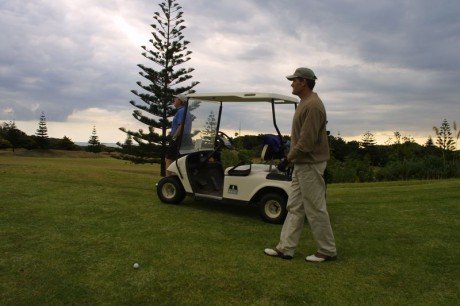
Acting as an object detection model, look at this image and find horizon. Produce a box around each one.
[5,117,442,147]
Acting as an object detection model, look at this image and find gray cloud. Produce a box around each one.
[0,0,459,142]
[0,0,140,121]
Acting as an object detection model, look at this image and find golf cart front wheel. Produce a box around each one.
[157,176,185,204]
[259,192,287,224]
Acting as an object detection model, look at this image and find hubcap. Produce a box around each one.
[264,200,281,219]
[162,182,177,199]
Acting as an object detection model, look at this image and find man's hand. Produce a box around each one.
[277,157,289,172]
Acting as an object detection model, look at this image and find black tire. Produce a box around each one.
[258,192,287,224]
[156,176,186,204]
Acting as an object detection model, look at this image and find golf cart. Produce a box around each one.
[156,92,297,223]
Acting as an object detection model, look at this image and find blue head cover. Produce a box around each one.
[262,134,284,159]
[262,134,281,152]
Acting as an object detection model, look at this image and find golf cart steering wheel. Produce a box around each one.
[198,131,233,166]
[216,131,233,150]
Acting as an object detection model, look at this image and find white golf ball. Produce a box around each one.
[133,263,139,269]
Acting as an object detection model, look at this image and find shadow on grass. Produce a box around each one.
[176,196,262,222]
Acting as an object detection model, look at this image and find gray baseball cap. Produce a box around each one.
[286,67,317,80]
[173,93,187,102]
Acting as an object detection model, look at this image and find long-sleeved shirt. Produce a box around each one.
[287,92,330,163]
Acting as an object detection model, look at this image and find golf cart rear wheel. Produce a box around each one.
[259,192,287,224]
[157,176,185,204]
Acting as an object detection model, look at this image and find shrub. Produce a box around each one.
[238,149,256,163]
[327,156,373,183]
[0,137,12,149]
[220,150,240,170]
[375,156,459,181]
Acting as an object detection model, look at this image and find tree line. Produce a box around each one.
[220,119,459,183]
[325,120,459,182]
[1,115,458,182]
[0,115,108,153]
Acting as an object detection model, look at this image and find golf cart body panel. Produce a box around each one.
[158,92,298,223]
[166,156,194,193]
[166,160,291,201]
[223,165,291,201]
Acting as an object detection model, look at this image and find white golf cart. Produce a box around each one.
[156,92,297,223]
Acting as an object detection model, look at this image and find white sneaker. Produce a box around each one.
[264,248,278,256]
[264,248,293,260]
[305,253,337,262]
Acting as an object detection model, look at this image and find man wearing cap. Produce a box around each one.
[264,67,337,262]
[165,94,187,176]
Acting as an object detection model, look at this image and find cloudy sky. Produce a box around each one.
[1,0,459,144]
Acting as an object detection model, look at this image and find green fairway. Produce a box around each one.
[1,154,459,305]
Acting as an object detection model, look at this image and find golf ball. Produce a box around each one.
[133,263,139,269]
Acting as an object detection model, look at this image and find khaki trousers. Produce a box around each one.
[276,162,337,257]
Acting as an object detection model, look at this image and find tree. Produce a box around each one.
[328,134,348,161]
[119,0,199,176]
[360,131,376,148]
[115,135,140,160]
[124,134,134,147]
[402,135,415,143]
[453,121,460,150]
[393,131,401,144]
[58,136,77,151]
[0,135,12,149]
[35,112,49,149]
[87,126,102,153]
[425,136,434,147]
[0,121,35,151]
[202,111,217,146]
[433,119,455,151]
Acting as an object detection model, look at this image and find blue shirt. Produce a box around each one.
[169,106,191,136]
[170,106,185,136]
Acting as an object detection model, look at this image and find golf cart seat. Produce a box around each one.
[227,161,252,176]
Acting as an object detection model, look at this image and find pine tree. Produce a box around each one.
[433,119,455,151]
[124,134,134,147]
[393,131,401,144]
[202,111,217,146]
[87,126,101,153]
[360,131,376,148]
[119,135,135,157]
[425,135,434,147]
[119,0,199,176]
[433,119,456,164]
[35,112,49,149]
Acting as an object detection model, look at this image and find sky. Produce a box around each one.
[1,0,459,144]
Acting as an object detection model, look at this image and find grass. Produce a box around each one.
[1,152,459,305]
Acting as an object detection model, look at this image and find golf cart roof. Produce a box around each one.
[186,92,298,104]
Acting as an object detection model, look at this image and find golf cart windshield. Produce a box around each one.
[178,93,298,155]
[179,99,220,154]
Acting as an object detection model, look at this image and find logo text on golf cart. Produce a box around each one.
[228,185,238,194]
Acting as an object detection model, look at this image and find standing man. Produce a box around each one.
[165,94,187,176]
[264,67,337,262]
